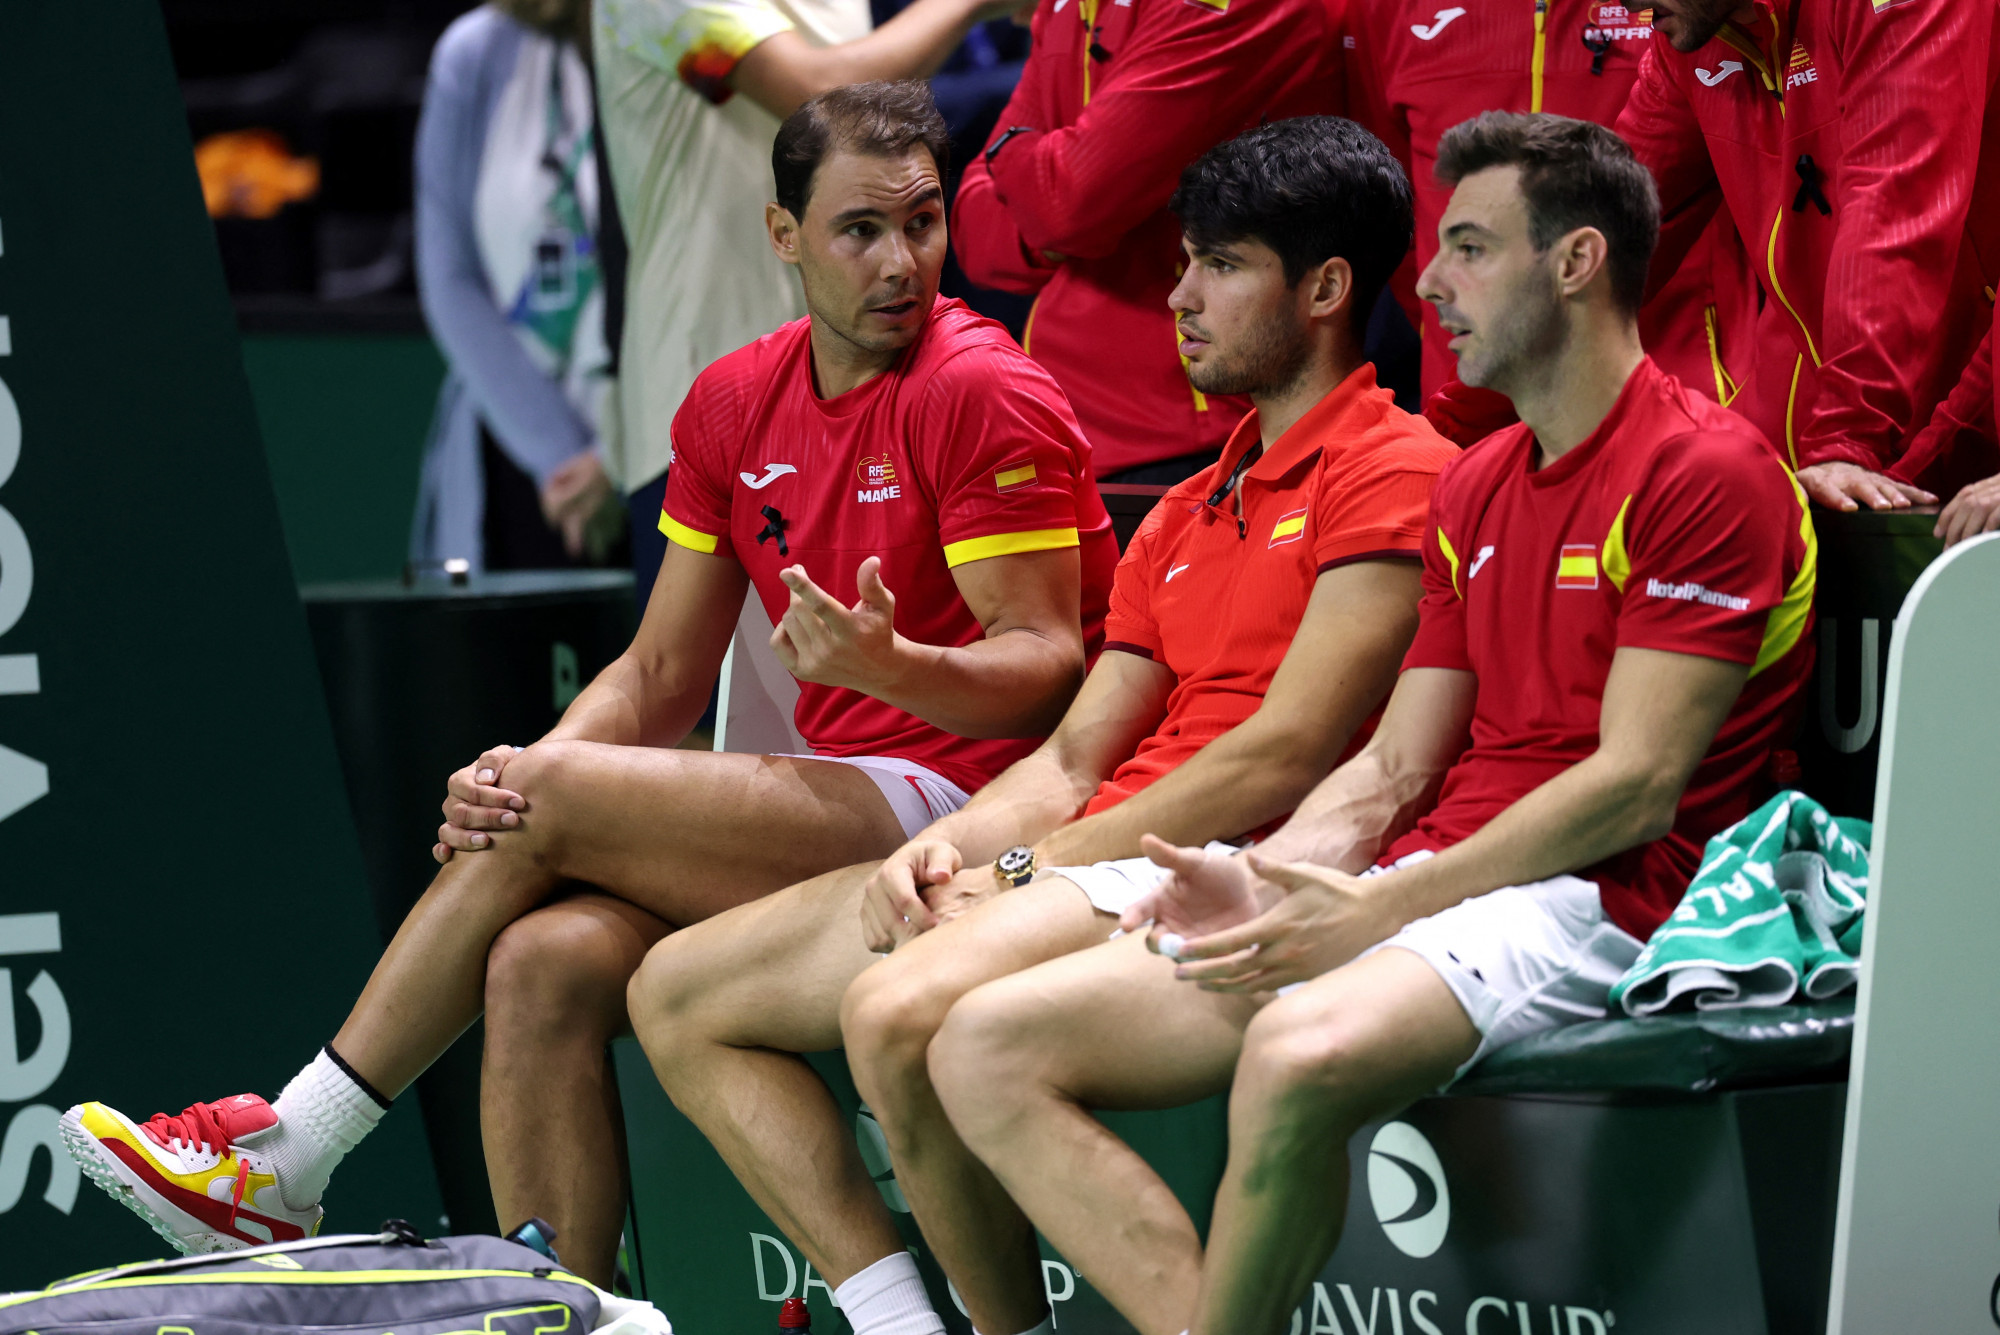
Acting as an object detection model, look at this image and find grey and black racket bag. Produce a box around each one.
[0,1226,668,1335]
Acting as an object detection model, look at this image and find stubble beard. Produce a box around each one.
[1187,307,1315,400]
[1456,265,1568,398]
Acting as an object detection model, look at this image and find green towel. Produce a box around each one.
[1611,790,1870,1016]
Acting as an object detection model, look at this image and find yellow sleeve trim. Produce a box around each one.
[659,512,720,554]
[1601,494,1634,593]
[943,526,1079,567]
[1750,469,1817,679]
[1436,525,1463,598]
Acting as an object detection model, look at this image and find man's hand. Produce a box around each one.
[540,453,617,558]
[1118,836,1267,951]
[1165,855,1397,993]
[1936,474,2000,547]
[861,837,960,953]
[924,865,1005,926]
[435,744,527,864]
[1797,461,1936,512]
[772,557,906,693]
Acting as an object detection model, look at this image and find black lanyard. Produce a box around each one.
[1206,443,1263,539]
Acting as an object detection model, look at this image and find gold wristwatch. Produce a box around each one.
[994,844,1039,888]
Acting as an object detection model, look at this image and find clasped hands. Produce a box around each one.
[1117,837,1395,993]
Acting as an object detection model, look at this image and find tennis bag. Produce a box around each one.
[0,1225,673,1335]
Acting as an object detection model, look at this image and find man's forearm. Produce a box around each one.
[875,629,1083,739]
[924,745,1101,866]
[1359,750,1679,930]
[541,651,712,750]
[1036,713,1345,868]
[1251,748,1440,873]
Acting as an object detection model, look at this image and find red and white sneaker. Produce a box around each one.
[61,1094,323,1254]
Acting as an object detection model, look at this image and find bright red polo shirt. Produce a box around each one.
[1083,363,1457,822]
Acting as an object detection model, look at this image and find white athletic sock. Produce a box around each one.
[264,1046,390,1210]
[832,1252,945,1335]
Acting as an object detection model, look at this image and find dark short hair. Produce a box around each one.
[1170,117,1414,334]
[772,81,951,221]
[1434,111,1660,315]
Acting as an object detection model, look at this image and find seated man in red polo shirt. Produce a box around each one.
[627,117,1455,1335]
[60,83,1114,1276]
[926,113,1816,1335]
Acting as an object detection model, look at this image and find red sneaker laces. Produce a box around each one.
[140,1100,234,1156]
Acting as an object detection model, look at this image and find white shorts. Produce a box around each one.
[1357,850,1644,1077]
[1040,842,1243,916]
[779,754,972,840]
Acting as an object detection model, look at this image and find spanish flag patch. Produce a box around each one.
[1269,508,1308,547]
[995,460,1037,492]
[1556,544,1599,589]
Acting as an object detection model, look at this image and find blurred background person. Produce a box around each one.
[412,0,626,574]
[949,0,1347,486]
[595,0,1031,604]
[1343,0,1757,438]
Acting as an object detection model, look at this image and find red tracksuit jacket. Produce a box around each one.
[1899,316,1998,497]
[1616,0,1998,473]
[1346,0,1757,403]
[952,0,1344,476]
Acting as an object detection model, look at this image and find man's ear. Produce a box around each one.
[766,202,802,266]
[1305,255,1355,323]
[1554,226,1612,300]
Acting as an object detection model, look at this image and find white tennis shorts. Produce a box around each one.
[1358,849,1644,1075]
[1040,842,1243,916]
[780,754,972,839]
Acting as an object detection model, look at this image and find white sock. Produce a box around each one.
[833,1252,945,1335]
[265,1046,389,1209]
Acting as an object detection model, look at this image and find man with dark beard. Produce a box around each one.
[922,113,1816,1335]
[624,117,1454,1335]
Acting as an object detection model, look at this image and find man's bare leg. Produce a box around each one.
[483,892,671,1287]
[334,739,906,1098]
[928,932,1256,1335]
[1190,949,1476,1335]
[839,880,1114,1335]
[630,864,901,1287]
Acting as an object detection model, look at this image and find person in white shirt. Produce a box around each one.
[594,0,1030,600]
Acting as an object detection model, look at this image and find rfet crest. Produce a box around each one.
[856,455,897,488]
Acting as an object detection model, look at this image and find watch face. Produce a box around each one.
[997,846,1034,877]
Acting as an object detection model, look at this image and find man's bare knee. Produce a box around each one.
[485,912,628,1050]
[626,931,716,1058]
[927,980,1047,1148]
[1235,1000,1376,1129]
[500,739,632,866]
[841,957,965,1089]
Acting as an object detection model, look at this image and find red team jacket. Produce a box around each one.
[1617,0,1999,473]
[1344,0,1757,404]
[952,0,1345,475]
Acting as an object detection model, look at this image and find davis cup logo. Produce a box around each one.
[1367,1122,1450,1258]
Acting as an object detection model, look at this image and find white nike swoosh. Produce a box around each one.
[1695,60,1744,86]
[1166,564,1191,583]
[739,463,798,490]
[1468,545,1495,580]
[1411,7,1466,40]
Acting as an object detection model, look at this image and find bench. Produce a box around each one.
[612,1003,1853,1334]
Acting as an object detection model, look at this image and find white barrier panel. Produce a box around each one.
[714,590,806,756]
[1827,531,2000,1332]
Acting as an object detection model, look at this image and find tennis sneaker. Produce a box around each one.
[61,1094,323,1254]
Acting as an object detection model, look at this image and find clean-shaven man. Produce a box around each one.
[925,113,1815,1335]
[628,117,1455,1335]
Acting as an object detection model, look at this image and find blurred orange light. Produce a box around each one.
[195,129,320,220]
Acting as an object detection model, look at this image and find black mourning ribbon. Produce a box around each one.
[755,504,791,557]
[1089,31,1114,62]
[1583,33,1612,75]
[1792,154,1831,216]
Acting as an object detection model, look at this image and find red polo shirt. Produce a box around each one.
[1083,363,1457,822]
